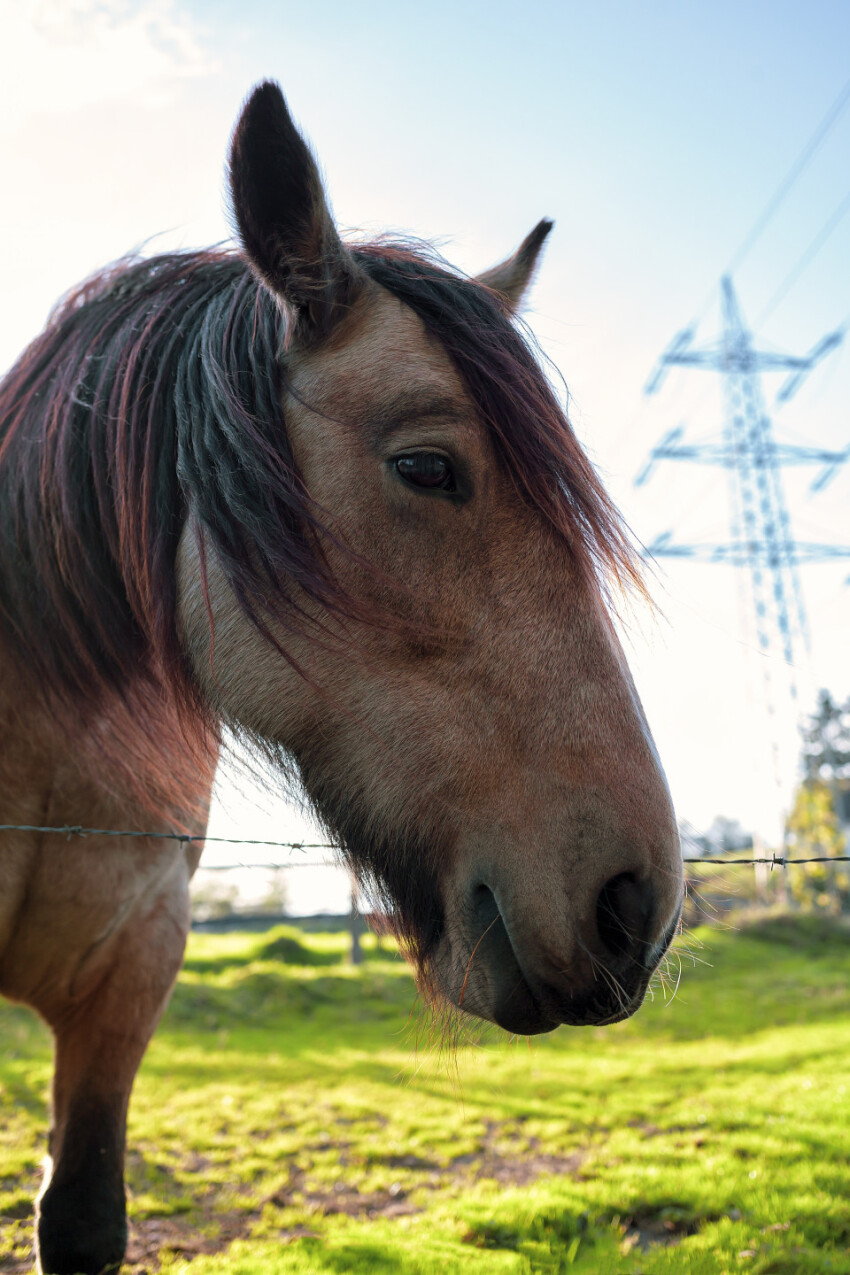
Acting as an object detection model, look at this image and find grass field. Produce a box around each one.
[2,914,849,1274]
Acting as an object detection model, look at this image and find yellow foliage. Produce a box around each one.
[785,780,848,914]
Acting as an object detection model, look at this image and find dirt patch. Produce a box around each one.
[618,1204,719,1254]
[0,1202,257,1275]
[301,1185,420,1221]
[449,1120,586,1187]
[626,1120,706,1140]
[126,1197,327,1271]
[267,1164,421,1223]
[0,1188,35,1272]
[473,1149,585,1185]
[381,1152,440,1170]
[126,1215,236,1268]
[0,1234,34,1275]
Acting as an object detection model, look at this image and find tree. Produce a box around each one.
[191,875,241,922]
[705,815,752,853]
[785,780,849,915]
[259,867,290,915]
[800,690,850,782]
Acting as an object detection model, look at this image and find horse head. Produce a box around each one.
[178,82,683,1034]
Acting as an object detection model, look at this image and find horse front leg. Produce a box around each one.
[35,847,198,1275]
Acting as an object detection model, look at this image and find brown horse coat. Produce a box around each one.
[0,82,682,1273]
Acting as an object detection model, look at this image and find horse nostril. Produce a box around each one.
[472,883,501,930]
[595,872,654,961]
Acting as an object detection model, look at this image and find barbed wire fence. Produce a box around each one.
[0,823,847,868]
[4,820,848,957]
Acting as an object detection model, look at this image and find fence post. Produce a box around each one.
[753,832,768,906]
[349,874,364,965]
[775,825,790,907]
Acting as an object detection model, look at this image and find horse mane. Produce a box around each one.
[0,242,641,817]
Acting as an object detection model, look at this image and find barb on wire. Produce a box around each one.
[683,854,850,867]
[0,823,847,869]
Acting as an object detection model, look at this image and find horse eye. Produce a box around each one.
[394,453,456,492]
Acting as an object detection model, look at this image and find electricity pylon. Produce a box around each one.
[637,276,850,690]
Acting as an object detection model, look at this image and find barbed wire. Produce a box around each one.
[0,822,847,869]
[0,824,330,849]
[688,854,850,867]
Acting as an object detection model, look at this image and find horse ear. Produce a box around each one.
[476,219,554,312]
[228,81,363,335]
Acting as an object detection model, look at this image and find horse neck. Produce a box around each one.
[0,646,65,825]
[0,626,217,835]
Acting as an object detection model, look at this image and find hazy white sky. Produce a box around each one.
[1,1,848,904]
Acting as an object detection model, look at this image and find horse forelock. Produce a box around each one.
[353,243,645,606]
[0,241,641,816]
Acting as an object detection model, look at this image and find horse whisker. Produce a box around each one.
[457,916,500,1008]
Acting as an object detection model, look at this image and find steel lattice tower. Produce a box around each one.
[637,276,850,697]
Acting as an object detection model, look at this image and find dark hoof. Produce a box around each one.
[36,1178,127,1275]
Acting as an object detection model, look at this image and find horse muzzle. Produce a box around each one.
[437,863,683,1035]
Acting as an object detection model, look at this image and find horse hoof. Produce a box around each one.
[36,1180,127,1275]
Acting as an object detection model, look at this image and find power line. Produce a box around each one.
[755,185,850,329]
[687,73,850,331]
[726,74,850,277]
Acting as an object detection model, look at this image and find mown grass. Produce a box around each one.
[1,914,849,1273]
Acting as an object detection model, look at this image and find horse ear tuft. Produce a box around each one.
[228,81,362,335]
[476,219,554,313]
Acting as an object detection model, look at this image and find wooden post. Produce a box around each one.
[349,873,364,965]
[753,832,768,908]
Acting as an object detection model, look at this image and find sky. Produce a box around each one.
[1,1,848,909]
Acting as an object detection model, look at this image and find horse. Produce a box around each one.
[0,81,682,1274]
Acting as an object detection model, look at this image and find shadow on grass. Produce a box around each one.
[183,928,343,973]
[165,966,416,1035]
[733,913,850,950]
[170,917,850,1057]
[305,1241,416,1272]
[184,928,403,976]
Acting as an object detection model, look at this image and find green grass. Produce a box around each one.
[2,916,849,1273]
